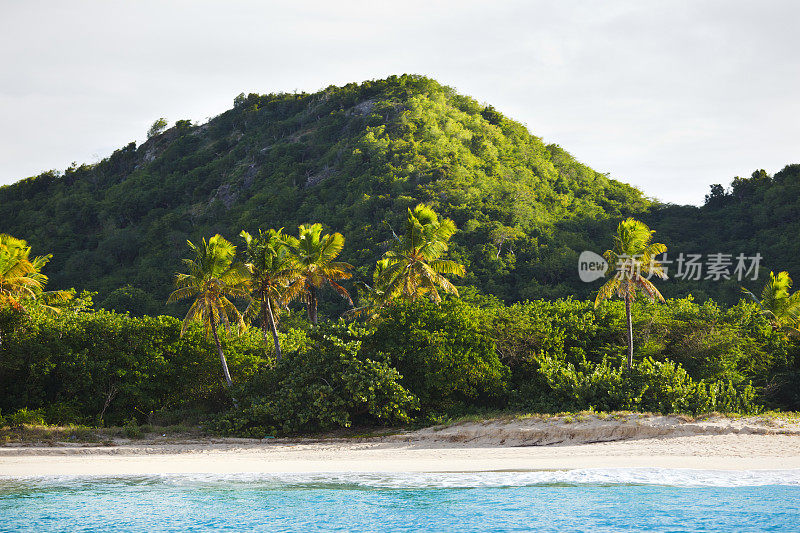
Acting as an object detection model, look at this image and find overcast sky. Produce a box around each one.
[1,0,797,205]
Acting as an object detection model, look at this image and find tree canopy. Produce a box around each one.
[0,75,651,315]
[0,76,796,314]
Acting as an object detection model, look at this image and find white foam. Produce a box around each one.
[5,469,800,488]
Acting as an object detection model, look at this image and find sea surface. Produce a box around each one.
[1,469,800,532]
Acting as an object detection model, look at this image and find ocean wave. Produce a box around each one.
[3,468,800,489]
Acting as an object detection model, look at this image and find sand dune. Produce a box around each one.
[401,413,800,446]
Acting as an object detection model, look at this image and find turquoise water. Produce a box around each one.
[2,470,800,532]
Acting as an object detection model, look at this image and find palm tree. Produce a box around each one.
[0,234,71,345]
[594,218,668,369]
[283,224,353,325]
[378,204,465,303]
[23,254,74,313]
[348,258,392,320]
[167,235,249,387]
[743,271,800,337]
[1,234,48,308]
[240,229,293,359]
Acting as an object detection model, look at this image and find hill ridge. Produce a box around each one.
[0,74,698,315]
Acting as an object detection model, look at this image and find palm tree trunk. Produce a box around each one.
[625,293,634,370]
[307,285,318,325]
[210,314,233,387]
[263,296,282,360]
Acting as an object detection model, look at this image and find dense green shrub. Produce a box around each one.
[532,356,759,414]
[214,325,418,436]
[486,298,614,366]
[5,407,46,427]
[365,299,509,411]
[620,298,793,387]
[0,304,274,425]
[1,293,795,433]
[99,285,159,317]
[762,370,800,410]
[484,297,794,396]
[123,417,143,439]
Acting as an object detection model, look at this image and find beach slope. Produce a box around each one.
[3,414,799,476]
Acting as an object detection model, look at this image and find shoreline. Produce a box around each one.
[3,415,800,476]
[3,443,800,477]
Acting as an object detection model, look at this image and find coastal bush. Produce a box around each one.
[621,298,794,387]
[762,370,800,411]
[484,297,793,392]
[0,305,272,425]
[5,408,46,427]
[0,292,792,432]
[214,325,418,436]
[99,285,159,317]
[365,299,509,411]
[514,355,760,415]
[486,298,613,367]
[123,417,143,439]
[41,402,86,426]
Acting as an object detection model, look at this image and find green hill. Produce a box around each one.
[2,74,799,424]
[5,74,797,315]
[0,75,652,315]
[645,164,800,302]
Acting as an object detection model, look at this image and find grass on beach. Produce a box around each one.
[423,409,800,429]
[2,410,799,446]
[0,423,206,446]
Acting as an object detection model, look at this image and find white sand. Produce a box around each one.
[3,415,800,476]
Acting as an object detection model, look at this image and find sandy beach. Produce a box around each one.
[3,415,800,476]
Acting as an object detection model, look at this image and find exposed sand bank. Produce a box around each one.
[405,413,800,446]
[2,415,799,476]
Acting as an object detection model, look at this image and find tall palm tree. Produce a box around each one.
[0,234,48,308]
[743,271,800,337]
[167,235,249,387]
[594,218,667,369]
[283,224,353,325]
[0,234,71,345]
[240,229,293,359]
[378,204,465,303]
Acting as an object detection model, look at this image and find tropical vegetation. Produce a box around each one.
[166,235,249,387]
[282,224,353,325]
[377,203,465,303]
[2,208,799,434]
[595,219,667,368]
[240,229,293,359]
[744,271,800,338]
[0,75,652,315]
[1,75,800,436]
[0,234,71,345]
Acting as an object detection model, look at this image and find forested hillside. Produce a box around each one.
[1,74,797,315]
[0,75,649,315]
[645,164,800,303]
[4,75,800,428]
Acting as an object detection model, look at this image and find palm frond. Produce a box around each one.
[327,279,353,305]
[167,286,199,304]
[636,276,666,303]
[428,259,465,277]
[595,277,620,307]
